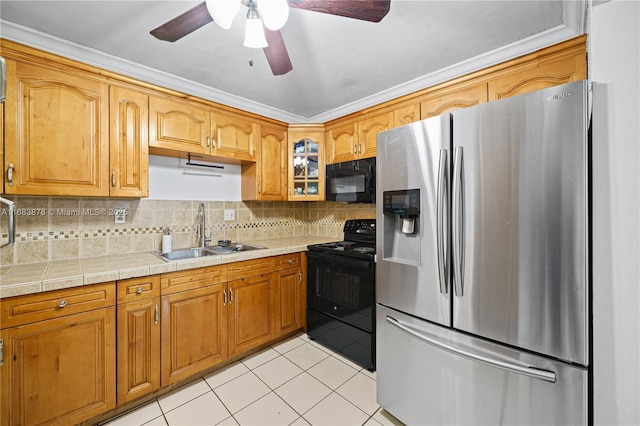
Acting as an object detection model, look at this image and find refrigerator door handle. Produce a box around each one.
[436,149,449,294]
[452,146,464,297]
[386,315,557,383]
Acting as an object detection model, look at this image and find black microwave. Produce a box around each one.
[325,158,375,203]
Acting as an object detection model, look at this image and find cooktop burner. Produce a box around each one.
[307,219,376,261]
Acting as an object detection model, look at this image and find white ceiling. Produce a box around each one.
[0,1,586,123]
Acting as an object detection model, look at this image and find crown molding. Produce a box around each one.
[0,20,307,123]
[309,0,587,122]
[0,0,586,124]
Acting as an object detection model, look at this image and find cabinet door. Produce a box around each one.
[117,297,160,404]
[160,285,227,385]
[420,82,488,119]
[488,54,587,101]
[212,111,256,161]
[325,122,357,164]
[275,267,303,337]
[254,125,288,200]
[0,308,116,426]
[228,274,275,357]
[4,60,109,196]
[149,96,209,155]
[110,86,149,198]
[358,112,393,159]
[287,128,325,201]
[393,103,420,127]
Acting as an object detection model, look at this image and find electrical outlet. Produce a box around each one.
[224,209,235,221]
[114,209,126,224]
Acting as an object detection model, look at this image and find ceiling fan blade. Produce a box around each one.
[150,1,213,42]
[263,29,293,75]
[286,0,391,23]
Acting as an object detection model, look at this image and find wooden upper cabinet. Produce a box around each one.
[287,126,325,201]
[110,86,149,198]
[393,103,420,127]
[358,111,393,159]
[488,53,587,101]
[149,95,209,155]
[325,122,357,164]
[242,124,288,201]
[3,60,110,196]
[212,111,257,161]
[420,82,488,120]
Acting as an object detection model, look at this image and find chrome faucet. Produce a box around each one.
[196,202,211,248]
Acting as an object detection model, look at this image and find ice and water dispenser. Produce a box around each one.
[382,189,421,265]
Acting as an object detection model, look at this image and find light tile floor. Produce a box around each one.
[103,333,404,426]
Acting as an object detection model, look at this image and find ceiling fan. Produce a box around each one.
[150,0,391,76]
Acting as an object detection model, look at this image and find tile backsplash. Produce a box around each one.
[0,197,375,266]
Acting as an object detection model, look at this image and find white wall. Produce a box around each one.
[148,155,241,201]
[590,1,640,424]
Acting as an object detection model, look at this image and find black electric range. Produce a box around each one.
[307,219,376,261]
[306,219,377,371]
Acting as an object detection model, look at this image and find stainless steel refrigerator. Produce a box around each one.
[376,80,589,425]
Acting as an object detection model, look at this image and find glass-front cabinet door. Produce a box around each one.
[287,125,325,201]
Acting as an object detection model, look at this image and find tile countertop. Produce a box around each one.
[0,237,337,299]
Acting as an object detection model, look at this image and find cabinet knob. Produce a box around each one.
[57,299,67,308]
[136,286,144,294]
[288,259,293,265]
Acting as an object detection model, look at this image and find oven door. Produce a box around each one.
[307,251,375,332]
[325,158,375,203]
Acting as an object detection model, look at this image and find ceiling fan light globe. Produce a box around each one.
[206,0,241,30]
[260,0,289,30]
[243,18,268,48]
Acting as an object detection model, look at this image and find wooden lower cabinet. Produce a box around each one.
[160,284,228,386]
[0,307,116,426]
[117,296,161,404]
[228,274,276,357]
[274,254,304,337]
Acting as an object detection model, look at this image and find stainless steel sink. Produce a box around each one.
[153,243,266,262]
[154,247,219,262]
[209,243,266,254]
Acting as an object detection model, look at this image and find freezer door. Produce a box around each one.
[376,114,452,326]
[451,81,589,365]
[377,304,588,426]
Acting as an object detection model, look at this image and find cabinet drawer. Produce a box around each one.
[117,275,160,304]
[275,253,301,271]
[161,265,227,295]
[0,282,116,329]
[228,258,275,281]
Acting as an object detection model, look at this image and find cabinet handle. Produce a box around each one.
[7,163,14,187]
[0,338,4,367]
[223,289,227,306]
[299,271,303,284]
[57,299,67,308]
[111,170,116,188]
[229,288,234,304]
[155,304,159,325]
[207,136,211,148]
[258,183,261,194]
[136,286,144,294]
